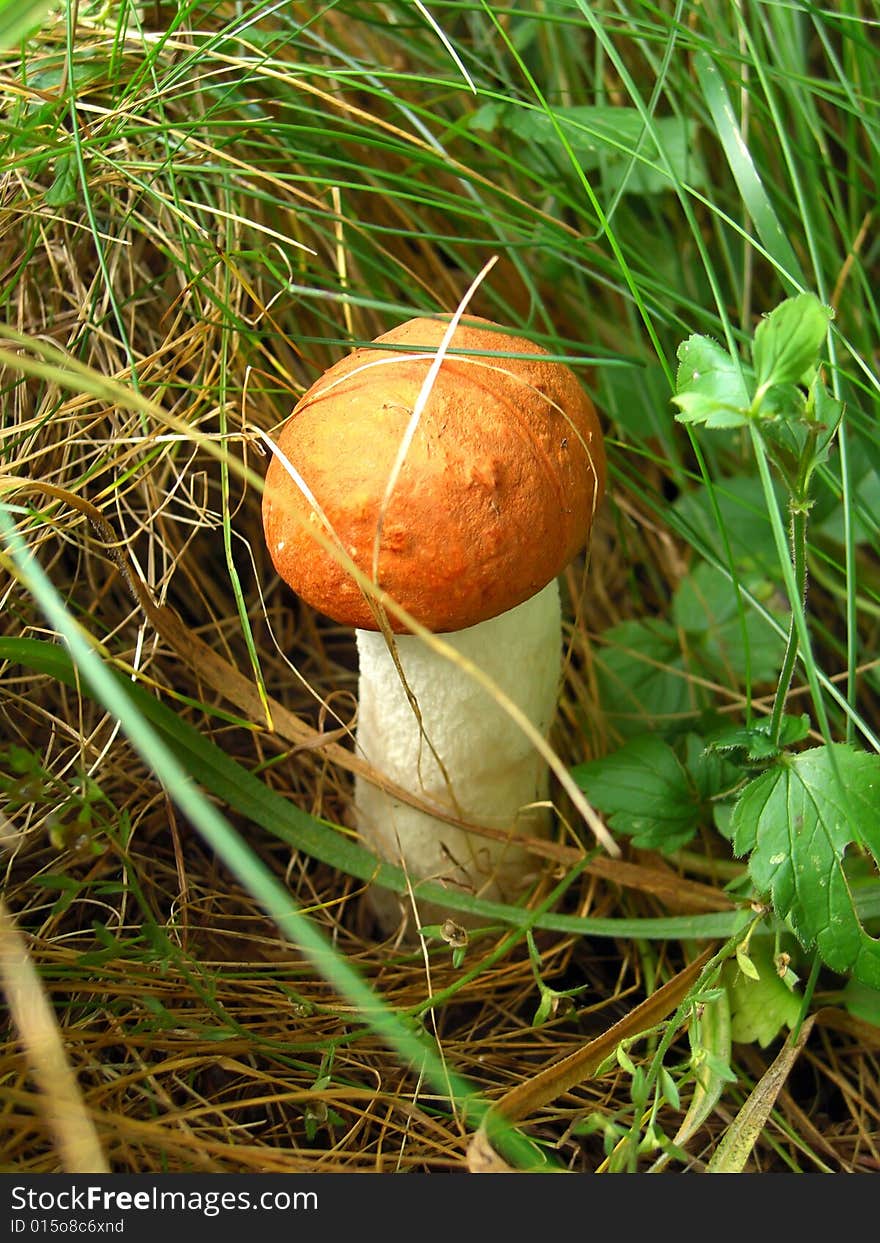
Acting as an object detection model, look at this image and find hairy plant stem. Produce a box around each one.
[768,429,818,746]
[769,502,809,744]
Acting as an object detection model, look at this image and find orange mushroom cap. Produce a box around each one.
[262,316,606,633]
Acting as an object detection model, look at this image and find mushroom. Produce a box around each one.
[262,316,606,931]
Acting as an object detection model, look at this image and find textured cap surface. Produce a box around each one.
[262,316,605,632]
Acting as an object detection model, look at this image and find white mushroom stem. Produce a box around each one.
[354,579,561,929]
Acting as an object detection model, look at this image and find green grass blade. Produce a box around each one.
[694,49,805,292]
[0,0,54,49]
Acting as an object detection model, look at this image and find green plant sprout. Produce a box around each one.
[0,743,129,859]
[577,292,880,991]
[525,930,590,1026]
[585,986,736,1173]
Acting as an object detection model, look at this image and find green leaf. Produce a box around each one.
[594,619,700,738]
[671,562,787,685]
[604,361,686,462]
[707,725,780,763]
[532,991,554,1028]
[469,102,704,196]
[674,475,784,576]
[616,1043,637,1075]
[812,380,845,455]
[723,940,802,1048]
[752,293,833,394]
[629,1066,647,1104]
[572,735,702,852]
[731,745,880,987]
[707,714,810,764]
[838,978,880,1028]
[681,735,742,846]
[816,465,880,547]
[659,1066,681,1112]
[601,115,703,197]
[673,334,751,428]
[702,1051,740,1084]
[673,390,749,429]
[45,154,79,207]
[648,991,731,1172]
[735,946,761,980]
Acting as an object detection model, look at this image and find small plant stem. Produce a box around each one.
[769,500,809,744]
[768,426,818,746]
[793,952,822,1039]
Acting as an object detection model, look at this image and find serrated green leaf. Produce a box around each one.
[572,735,701,852]
[672,390,749,429]
[761,381,808,419]
[671,390,722,423]
[760,402,810,465]
[706,715,809,763]
[752,293,833,394]
[673,334,751,429]
[731,745,880,987]
[708,726,780,762]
